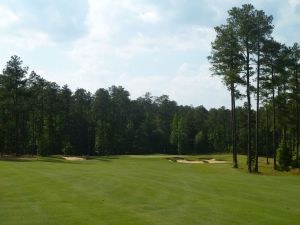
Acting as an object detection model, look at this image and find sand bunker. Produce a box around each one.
[176,159,204,164]
[174,158,227,164]
[62,156,85,161]
[205,158,227,164]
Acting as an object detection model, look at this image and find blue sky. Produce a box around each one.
[0,0,300,108]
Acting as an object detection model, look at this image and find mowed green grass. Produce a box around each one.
[0,154,299,225]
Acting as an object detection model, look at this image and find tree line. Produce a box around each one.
[0,55,234,157]
[209,4,300,172]
[0,55,276,159]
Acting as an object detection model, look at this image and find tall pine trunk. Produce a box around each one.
[255,41,260,173]
[271,66,277,170]
[297,104,299,167]
[14,91,20,156]
[296,69,299,167]
[266,108,269,164]
[246,41,252,173]
[231,82,238,168]
[32,111,36,155]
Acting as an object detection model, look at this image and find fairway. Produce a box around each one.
[0,155,299,225]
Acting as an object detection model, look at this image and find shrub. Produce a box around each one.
[62,142,73,156]
[277,138,292,171]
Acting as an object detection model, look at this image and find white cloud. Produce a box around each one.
[139,10,160,23]
[122,0,161,24]
[0,29,54,51]
[116,26,215,59]
[0,5,19,29]
[178,63,189,73]
[116,63,229,108]
[85,0,119,40]
[277,0,300,27]
[67,0,120,80]
[169,63,227,107]
[273,0,300,44]
[66,0,224,107]
[289,0,300,7]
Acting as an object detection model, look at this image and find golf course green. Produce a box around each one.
[0,154,299,225]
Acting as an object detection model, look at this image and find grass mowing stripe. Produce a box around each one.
[0,155,299,225]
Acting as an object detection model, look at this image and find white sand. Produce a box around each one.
[205,158,227,164]
[62,156,85,161]
[175,158,227,164]
[176,159,204,164]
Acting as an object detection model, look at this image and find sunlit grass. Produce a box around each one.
[0,154,299,225]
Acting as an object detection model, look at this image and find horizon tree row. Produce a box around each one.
[0,55,292,170]
[209,4,300,172]
[0,55,235,157]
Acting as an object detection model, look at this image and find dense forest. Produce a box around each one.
[0,4,299,172]
[0,55,234,157]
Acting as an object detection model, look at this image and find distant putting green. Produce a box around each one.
[0,155,299,225]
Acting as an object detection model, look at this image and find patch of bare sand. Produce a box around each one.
[176,159,204,164]
[205,158,227,164]
[175,158,227,164]
[62,156,85,161]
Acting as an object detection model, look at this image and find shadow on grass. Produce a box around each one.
[0,156,70,164]
[166,157,185,162]
[198,157,213,160]
[87,156,120,162]
[0,155,121,163]
[0,156,81,164]
[0,157,35,162]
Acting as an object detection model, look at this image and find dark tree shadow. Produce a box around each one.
[87,156,120,162]
[0,155,121,163]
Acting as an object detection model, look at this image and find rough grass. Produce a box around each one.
[0,154,299,225]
